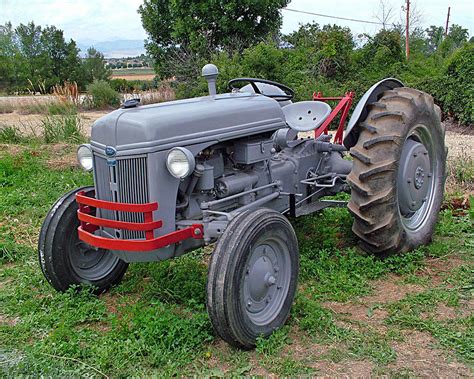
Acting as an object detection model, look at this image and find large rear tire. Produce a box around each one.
[38,186,128,294]
[206,208,299,348]
[347,87,447,256]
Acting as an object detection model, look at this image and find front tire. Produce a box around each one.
[348,87,447,256]
[38,186,128,294]
[207,208,299,348]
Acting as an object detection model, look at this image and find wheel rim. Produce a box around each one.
[242,235,292,326]
[397,124,438,231]
[68,233,120,282]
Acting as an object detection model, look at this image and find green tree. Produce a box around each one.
[14,22,44,88]
[39,26,82,88]
[447,24,469,47]
[138,0,289,78]
[80,47,111,86]
[361,29,404,67]
[0,23,25,91]
[284,22,321,48]
[1,22,83,92]
[283,23,354,78]
[63,40,82,84]
[425,25,444,53]
[439,24,469,57]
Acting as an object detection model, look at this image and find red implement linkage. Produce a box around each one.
[312,91,354,145]
[76,191,203,252]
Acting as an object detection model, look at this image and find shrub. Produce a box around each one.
[110,78,157,93]
[439,42,474,124]
[109,78,131,93]
[86,80,120,109]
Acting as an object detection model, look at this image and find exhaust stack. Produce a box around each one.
[202,64,219,96]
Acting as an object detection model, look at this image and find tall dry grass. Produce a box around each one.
[446,151,474,194]
[122,84,175,105]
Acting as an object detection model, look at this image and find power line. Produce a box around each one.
[283,7,385,26]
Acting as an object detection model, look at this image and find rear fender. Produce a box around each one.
[343,78,404,149]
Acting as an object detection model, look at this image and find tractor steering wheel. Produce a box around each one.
[228,78,295,102]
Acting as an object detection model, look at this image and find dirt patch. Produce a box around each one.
[0,110,107,137]
[309,359,375,377]
[0,314,20,326]
[111,74,155,81]
[444,117,474,136]
[364,275,425,303]
[442,195,471,216]
[46,145,78,169]
[324,301,389,328]
[420,256,466,286]
[386,330,471,377]
[321,275,423,335]
[0,144,24,156]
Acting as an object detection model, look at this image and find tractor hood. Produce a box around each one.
[90,92,286,155]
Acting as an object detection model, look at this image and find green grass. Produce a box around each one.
[0,145,473,376]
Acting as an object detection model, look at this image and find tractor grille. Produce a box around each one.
[93,154,149,240]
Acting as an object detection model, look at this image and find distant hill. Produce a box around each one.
[77,39,146,58]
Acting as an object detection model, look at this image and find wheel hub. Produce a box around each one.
[243,241,291,321]
[69,238,119,281]
[72,242,106,269]
[245,246,280,313]
[414,166,425,189]
[398,138,432,215]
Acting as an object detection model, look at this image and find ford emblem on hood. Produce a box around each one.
[105,146,116,157]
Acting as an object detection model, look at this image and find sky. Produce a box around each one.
[1,0,473,45]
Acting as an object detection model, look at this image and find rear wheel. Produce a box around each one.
[347,87,447,256]
[207,208,299,348]
[38,186,128,293]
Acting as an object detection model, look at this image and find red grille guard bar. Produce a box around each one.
[76,191,204,252]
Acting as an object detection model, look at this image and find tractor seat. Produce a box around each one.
[282,101,332,132]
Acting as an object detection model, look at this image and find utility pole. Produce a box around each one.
[445,6,451,37]
[405,0,410,59]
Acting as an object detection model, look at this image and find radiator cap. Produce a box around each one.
[122,98,141,109]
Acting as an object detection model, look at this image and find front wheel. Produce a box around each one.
[207,208,299,348]
[38,186,128,294]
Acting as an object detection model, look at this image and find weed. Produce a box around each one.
[0,125,26,144]
[293,297,349,341]
[256,326,290,356]
[42,115,84,144]
[446,151,474,193]
[46,101,77,116]
[266,355,313,376]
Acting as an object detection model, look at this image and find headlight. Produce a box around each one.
[166,147,195,178]
[77,144,93,171]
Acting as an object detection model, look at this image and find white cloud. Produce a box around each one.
[282,0,473,37]
[1,0,472,44]
[1,0,147,42]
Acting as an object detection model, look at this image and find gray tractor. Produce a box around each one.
[39,64,446,348]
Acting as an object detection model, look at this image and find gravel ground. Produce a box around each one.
[445,130,474,160]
